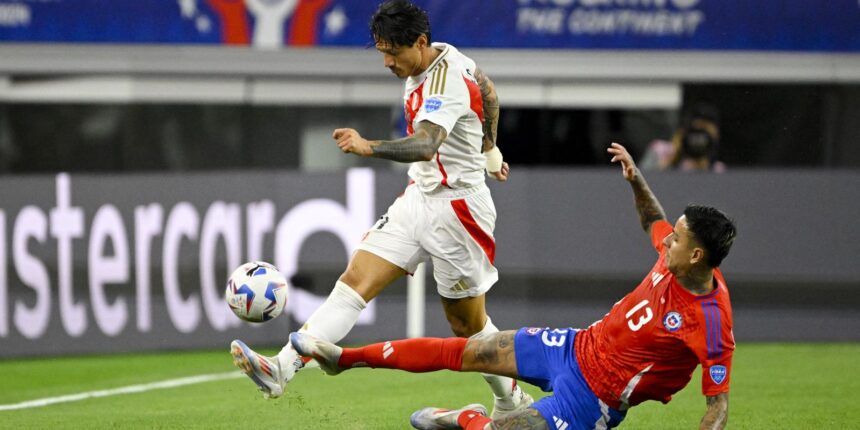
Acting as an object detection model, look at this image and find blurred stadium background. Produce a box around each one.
[0,1,859,426]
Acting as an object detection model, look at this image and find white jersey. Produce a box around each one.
[404,43,486,193]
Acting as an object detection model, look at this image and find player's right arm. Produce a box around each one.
[332,121,447,163]
[607,142,667,234]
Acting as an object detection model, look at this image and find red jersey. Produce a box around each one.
[575,220,734,410]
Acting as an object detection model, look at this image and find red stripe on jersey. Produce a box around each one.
[451,199,495,264]
[436,152,450,187]
[463,75,484,123]
[405,83,425,136]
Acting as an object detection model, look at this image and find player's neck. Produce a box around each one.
[677,269,715,296]
[415,46,442,76]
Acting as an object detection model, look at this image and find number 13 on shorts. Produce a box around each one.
[542,329,569,347]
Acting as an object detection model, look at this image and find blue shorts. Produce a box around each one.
[514,327,626,430]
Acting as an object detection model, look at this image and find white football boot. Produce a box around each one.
[410,404,489,430]
[289,332,344,376]
[230,339,303,399]
[490,384,535,420]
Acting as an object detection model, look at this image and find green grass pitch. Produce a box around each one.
[1,343,857,429]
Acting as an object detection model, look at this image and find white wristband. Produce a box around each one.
[485,146,503,173]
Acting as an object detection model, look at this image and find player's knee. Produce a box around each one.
[337,270,361,289]
[446,316,483,338]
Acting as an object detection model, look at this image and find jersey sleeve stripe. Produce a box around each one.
[430,60,448,95]
[440,60,448,94]
[429,66,440,95]
[713,301,723,357]
[702,300,723,359]
[437,63,445,94]
[704,300,716,358]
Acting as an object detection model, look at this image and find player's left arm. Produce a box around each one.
[700,392,729,430]
[474,67,499,153]
[697,312,733,430]
[608,142,667,234]
[474,67,509,181]
[332,121,447,163]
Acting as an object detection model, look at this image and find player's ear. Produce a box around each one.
[690,247,706,265]
[415,34,427,49]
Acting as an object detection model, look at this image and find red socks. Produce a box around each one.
[338,337,467,372]
[458,409,493,430]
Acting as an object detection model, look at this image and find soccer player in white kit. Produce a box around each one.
[230,0,531,418]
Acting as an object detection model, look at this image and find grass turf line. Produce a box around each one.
[0,343,857,429]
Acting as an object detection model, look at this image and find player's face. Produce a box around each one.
[662,216,699,276]
[375,38,424,79]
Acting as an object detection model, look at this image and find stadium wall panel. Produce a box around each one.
[0,168,857,357]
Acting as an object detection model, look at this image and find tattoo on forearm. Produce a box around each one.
[474,67,499,152]
[370,121,446,163]
[630,172,667,231]
[490,408,551,430]
[472,331,516,368]
[700,393,729,430]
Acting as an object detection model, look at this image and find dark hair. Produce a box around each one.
[683,204,736,267]
[370,0,431,48]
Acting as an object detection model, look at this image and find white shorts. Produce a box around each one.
[356,182,498,299]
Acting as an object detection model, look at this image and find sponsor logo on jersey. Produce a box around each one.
[424,98,443,113]
[663,311,682,332]
[709,365,727,384]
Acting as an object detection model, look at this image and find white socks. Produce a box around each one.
[277,281,367,375]
[471,316,519,407]
[299,281,368,341]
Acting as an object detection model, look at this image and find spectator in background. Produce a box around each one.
[641,103,726,172]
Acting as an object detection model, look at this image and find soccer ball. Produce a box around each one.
[226,261,289,323]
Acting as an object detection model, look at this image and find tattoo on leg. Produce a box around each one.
[473,331,516,367]
[490,408,550,430]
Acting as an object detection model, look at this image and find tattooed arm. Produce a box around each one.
[474,67,499,153]
[332,121,447,163]
[607,142,667,233]
[474,67,510,181]
[700,393,729,430]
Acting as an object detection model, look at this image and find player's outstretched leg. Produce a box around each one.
[289,332,345,375]
[230,339,304,399]
[410,404,490,430]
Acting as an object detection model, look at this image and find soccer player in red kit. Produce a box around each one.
[290,142,736,430]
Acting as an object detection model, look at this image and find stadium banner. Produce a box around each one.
[1,169,858,357]
[0,0,859,52]
[0,169,388,357]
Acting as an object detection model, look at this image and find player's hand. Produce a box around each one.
[488,161,510,182]
[333,128,373,156]
[607,142,638,182]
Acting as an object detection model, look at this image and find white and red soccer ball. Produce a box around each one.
[225,261,288,323]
